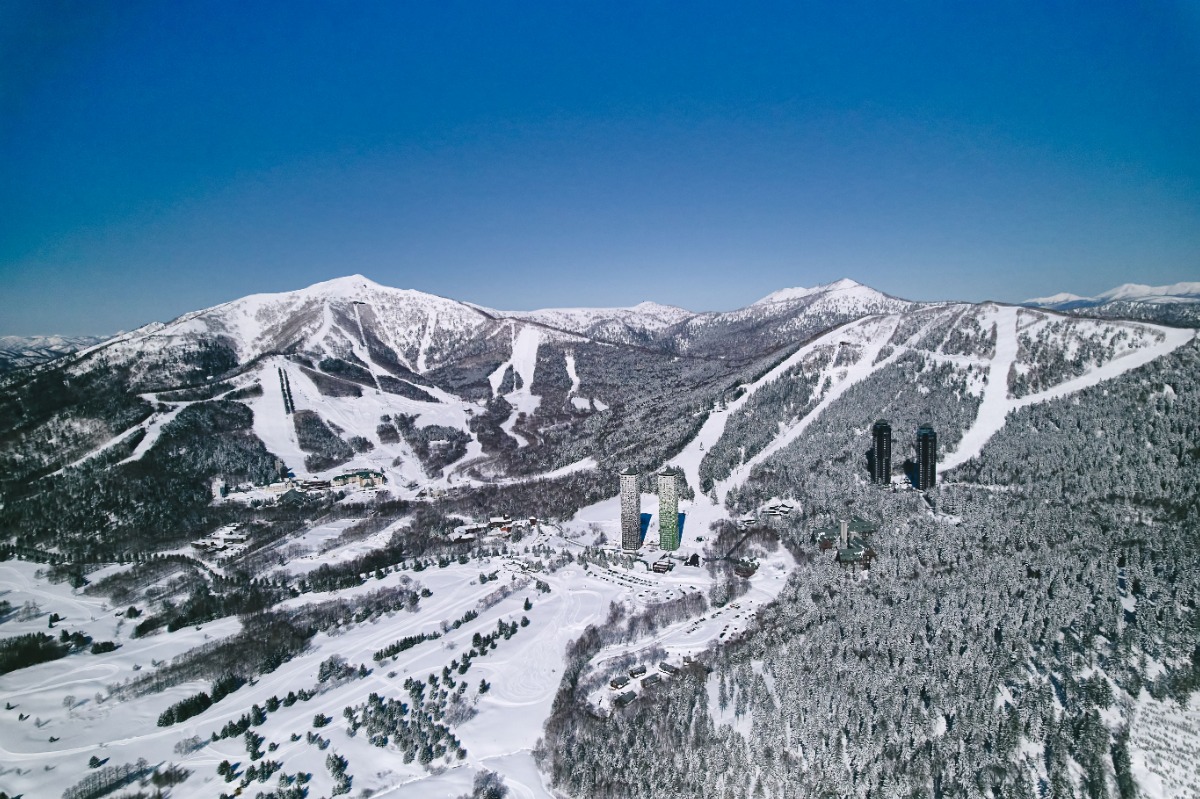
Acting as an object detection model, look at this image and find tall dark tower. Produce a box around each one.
[871,419,892,484]
[916,424,937,490]
[619,468,641,551]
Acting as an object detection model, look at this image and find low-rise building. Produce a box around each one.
[332,470,386,488]
[836,537,876,568]
[614,691,636,709]
[610,675,630,690]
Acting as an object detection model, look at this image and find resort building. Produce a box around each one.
[916,424,938,490]
[619,467,641,550]
[657,466,681,550]
[871,419,892,483]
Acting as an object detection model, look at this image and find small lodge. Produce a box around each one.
[448,527,481,543]
[614,691,637,709]
[191,525,247,554]
[763,500,794,517]
[642,673,662,687]
[610,675,630,690]
[332,470,386,488]
[651,557,675,574]
[659,662,680,676]
[629,664,647,678]
[488,515,513,530]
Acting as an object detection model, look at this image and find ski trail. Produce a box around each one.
[488,322,517,396]
[114,404,188,465]
[349,302,384,391]
[51,424,147,475]
[309,301,335,349]
[564,350,581,396]
[497,325,542,447]
[672,336,825,507]
[715,315,902,504]
[417,311,437,373]
[939,305,1019,472]
[942,317,1195,471]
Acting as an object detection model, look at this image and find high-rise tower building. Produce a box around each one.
[657,467,680,551]
[871,419,892,484]
[916,424,937,490]
[619,467,641,550]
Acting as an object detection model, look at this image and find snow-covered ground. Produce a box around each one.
[0,494,792,799]
[1128,690,1200,799]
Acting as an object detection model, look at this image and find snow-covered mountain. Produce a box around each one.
[2,274,1199,799]
[1025,281,1200,328]
[1026,281,1200,309]
[6,272,1189,494]
[499,301,694,346]
[0,334,106,372]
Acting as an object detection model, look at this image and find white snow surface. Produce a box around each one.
[0,502,793,799]
[490,323,543,447]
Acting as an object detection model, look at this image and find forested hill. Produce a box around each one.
[540,337,1200,799]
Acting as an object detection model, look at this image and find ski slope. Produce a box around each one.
[939,310,1194,472]
[0,507,795,799]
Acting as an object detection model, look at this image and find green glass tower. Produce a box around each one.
[657,466,680,550]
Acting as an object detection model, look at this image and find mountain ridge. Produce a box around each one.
[1026,280,1200,309]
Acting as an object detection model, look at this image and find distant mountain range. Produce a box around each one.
[1024,280,1199,321]
[0,334,105,373]
[4,277,1194,375]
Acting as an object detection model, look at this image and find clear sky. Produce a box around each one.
[2,1,1198,335]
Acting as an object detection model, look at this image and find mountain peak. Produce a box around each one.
[304,274,385,296]
[753,278,868,305]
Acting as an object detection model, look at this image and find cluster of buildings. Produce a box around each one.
[619,466,681,552]
[263,469,387,497]
[815,517,878,567]
[266,477,332,494]
[331,469,386,488]
[450,515,539,542]
[191,525,249,555]
[610,661,682,709]
[871,420,938,490]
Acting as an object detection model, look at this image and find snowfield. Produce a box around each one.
[0,498,789,798]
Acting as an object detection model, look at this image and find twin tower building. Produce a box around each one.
[619,466,681,552]
[871,419,938,490]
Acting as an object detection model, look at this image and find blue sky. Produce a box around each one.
[2,1,1198,334]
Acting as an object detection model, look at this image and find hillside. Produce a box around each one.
[0,276,1197,799]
